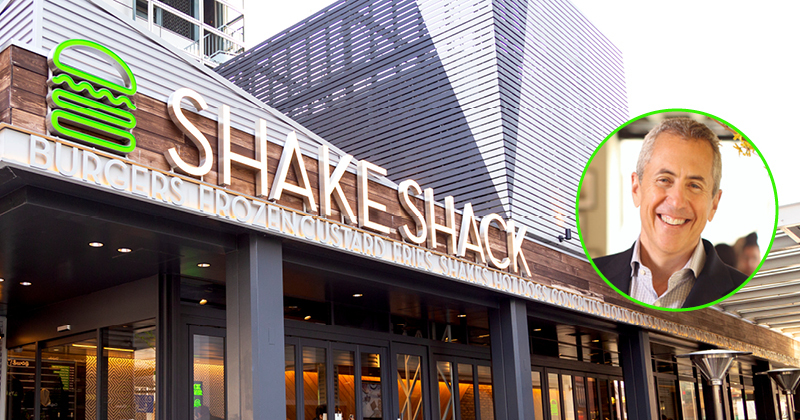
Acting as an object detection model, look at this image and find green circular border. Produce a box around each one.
[576,108,779,312]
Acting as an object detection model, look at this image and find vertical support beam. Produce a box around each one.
[34,342,42,420]
[227,234,285,420]
[618,326,658,420]
[753,361,778,420]
[157,273,181,420]
[96,328,109,420]
[0,317,7,418]
[488,298,534,420]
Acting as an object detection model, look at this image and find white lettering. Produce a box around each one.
[397,180,427,244]
[103,159,129,190]
[425,189,456,254]
[131,165,149,196]
[30,136,52,169]
[456,203,485,263]
[269,131,317,211]
[170,176,185,205]
[215,189,231,217]
[319,145,356,224]
[358,160,391,234]
[55,142,79,176]
[218,106,269,196]
[506,220,532,277]
[231,196,252,223]
[199,185,215,213]
[165,88,213,176]
[151,171,169,201]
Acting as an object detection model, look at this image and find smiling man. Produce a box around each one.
[594,117,747,309]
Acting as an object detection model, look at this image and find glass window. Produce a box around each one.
[574,377,587,420]
[303,347,328,420]
[397,354,423,420]
[679,381,698,420]
[657,378,677,420]
[598,380,611,420]
[779,393,790,420]
[476,366,494,420]
[361,352,383,419]
[192,334,225,420]
[562,375,575,420]
[549,373,562,420]
[457,364,474,420]
[532,371,544,420]
[612,380,622,420]
[42,338,96,420]
[334,350,356,420]
[6,344,37,420]
[437,362,456,420]
[587,378,598,420]
[107,324,157,420]
[731,387,744,420]
[744,388,756,419]
[286,346,296,420]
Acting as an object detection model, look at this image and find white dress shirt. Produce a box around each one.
[629,238,706,308]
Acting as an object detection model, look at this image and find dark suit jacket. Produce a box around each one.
[593,239,748,308]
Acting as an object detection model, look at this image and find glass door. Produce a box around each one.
[190,326,226,420]
[392,344,429,420]
[285,338,389,420]
[432,357,494,420]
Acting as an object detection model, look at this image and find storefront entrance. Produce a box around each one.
[6,322,157,420]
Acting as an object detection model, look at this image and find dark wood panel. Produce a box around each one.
[11,65,46,96]
[10,46,47,76]
[0,62,10,93]
[10,86,46,116]
[10,108,45,133]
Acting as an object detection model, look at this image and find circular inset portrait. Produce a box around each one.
[577,109,777,311]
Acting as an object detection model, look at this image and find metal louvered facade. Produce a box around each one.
[0,0,34,48]
[217,0,627,257]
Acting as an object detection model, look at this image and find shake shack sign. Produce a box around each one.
[43,39,531,277]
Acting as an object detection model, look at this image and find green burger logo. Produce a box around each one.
[47,39,137,154]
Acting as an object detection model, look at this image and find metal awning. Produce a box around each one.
[720,203,800,339]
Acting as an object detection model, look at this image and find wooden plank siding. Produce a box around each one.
[3,44,799,362]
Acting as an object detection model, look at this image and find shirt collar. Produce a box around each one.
[630,237,706,278]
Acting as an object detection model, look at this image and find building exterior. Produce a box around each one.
[0,1,797,420]
[216,0,628,258]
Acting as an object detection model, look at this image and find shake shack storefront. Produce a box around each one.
[0,2,798,420]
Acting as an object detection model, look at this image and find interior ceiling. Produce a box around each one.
[0,181,229,317]
[720,203,800,342]
[283,257,492,329]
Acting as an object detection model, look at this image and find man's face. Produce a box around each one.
[632,133,722,261]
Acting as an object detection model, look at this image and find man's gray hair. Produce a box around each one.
[636,117,722,195]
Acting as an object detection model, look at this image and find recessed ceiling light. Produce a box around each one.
[0,278,4,282]
[592,339,600,343]
[199,299,208,305]
[88,242,104,248]
[533,328,542,332]
[197,263,211,268]
[352,293,363,297]
[304,315,312,320]
[117,247,132,253]
[20,281,31,286]
[457,314,467,318]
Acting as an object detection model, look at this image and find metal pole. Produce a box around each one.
[711,385,724,420]
[789,392,796,420]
